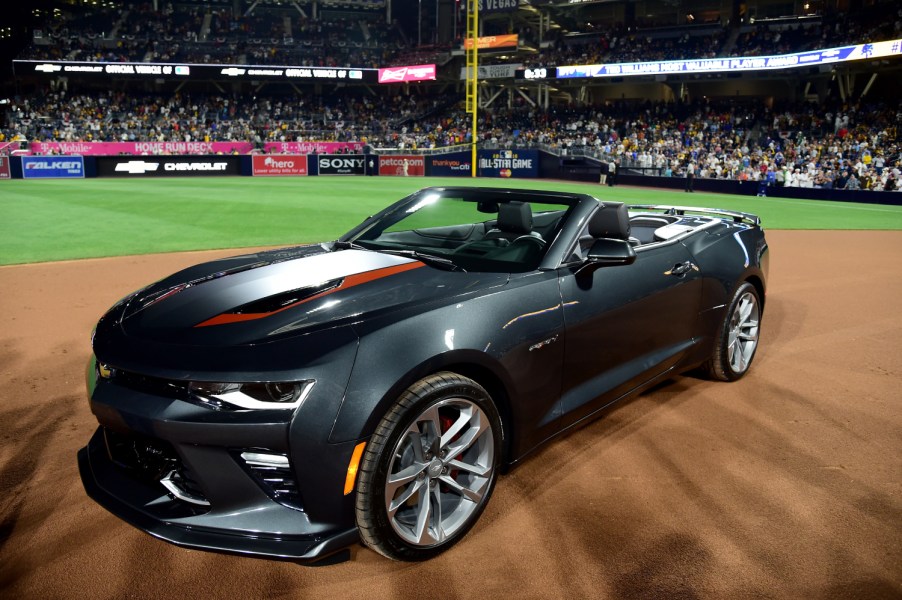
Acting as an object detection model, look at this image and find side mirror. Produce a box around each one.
[578,238,636,274]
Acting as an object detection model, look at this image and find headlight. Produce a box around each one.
[188,380,314,410]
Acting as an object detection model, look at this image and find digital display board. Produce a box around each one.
[555,39,902,79]
[14,60,378,83]
[515,67,556,80]
[378,64,436,84]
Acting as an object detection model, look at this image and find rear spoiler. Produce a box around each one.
[627,204,761,227]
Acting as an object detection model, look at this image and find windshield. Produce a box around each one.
[347,190,574,273]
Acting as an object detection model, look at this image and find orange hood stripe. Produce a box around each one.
[194,260,424,327]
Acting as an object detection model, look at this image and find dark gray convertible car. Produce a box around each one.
[79,186,768,563]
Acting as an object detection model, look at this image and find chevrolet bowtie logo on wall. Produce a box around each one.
[115,161,160,174]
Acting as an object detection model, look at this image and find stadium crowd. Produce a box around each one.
[516,3,901,70]
[3,89,899,191]
[6,2,900,191]
[21,2,409,68]
[20,0,902,70]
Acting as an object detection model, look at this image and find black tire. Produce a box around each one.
[355,372,502,561]
[706,281,762,381]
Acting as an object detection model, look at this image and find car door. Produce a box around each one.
[557,240,703,428]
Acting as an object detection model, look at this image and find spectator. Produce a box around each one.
[685,160,695,192]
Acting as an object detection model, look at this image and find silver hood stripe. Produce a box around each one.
[194,251,422,327]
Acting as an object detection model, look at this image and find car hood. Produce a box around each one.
[109,246,509,346]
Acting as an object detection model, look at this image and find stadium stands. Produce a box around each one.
[4,0,899,191]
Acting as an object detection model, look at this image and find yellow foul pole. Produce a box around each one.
[465,0,478,177]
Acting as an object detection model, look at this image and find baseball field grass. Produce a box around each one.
[3,176,902,265]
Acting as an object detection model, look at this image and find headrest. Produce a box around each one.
[497,201,533,234]
[588,203,630,240]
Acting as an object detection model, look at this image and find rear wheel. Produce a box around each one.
[707,282,762,381]
[355,372,502,561]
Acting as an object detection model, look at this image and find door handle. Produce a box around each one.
[668,261,696,277]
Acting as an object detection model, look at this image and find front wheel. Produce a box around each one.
[706,282,762,381]
[355,372,502,561]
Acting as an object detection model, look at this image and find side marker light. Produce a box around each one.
[344,442,367,496]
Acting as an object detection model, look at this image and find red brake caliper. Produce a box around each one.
[439,412,463,488]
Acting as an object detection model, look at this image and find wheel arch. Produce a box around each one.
[744,272,766,311]
[330,348,516,461]
[437,361,515,467]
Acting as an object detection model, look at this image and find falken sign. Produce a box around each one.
[22,156,85,179]
[317,155,366,175]
[96,156,241,177]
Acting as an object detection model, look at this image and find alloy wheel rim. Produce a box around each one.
[727,291,760,374]
[384,398,495,547]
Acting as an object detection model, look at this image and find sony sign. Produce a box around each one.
[317,155,367,176]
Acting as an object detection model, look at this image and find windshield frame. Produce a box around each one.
[340,187,581,274]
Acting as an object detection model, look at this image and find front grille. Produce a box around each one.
[109,370,190,402]
[236,450,304,512]
[107,369,230,411]
[103,428,209,506]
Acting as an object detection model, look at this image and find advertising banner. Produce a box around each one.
[252,154,308,176]
[14,60,378,84]
[378,64,436,84]
[477,0,520,14]
[378,155,425,176]
[96,155,241,177]
[477,149,538,178]
[0,155,10,179]
[264,142,363,154]
[460,63,522,80]
[29,141,253,156]
[463,34,518,50]
[427,153,472,177]
[555,38,902,79]
[22,156,85,179]
[317,154,366,175]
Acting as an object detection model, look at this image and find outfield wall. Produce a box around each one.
[5,154,899,206]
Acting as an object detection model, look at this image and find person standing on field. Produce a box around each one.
[685,160,695,192]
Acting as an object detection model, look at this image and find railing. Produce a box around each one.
[374,144,470,156]
[0,141,21,155]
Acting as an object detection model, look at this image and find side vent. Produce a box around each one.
[238,451,304,511]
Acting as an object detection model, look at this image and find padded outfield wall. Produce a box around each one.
[5,151,899,206]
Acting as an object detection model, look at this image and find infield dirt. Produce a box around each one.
[1,231,900,599]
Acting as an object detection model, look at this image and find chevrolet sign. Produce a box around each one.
[115,161,160,174]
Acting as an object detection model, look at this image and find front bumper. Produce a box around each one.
[78,434,358,561]
[79,362,363,562]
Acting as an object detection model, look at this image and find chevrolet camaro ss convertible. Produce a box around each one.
[79,186,768,563]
